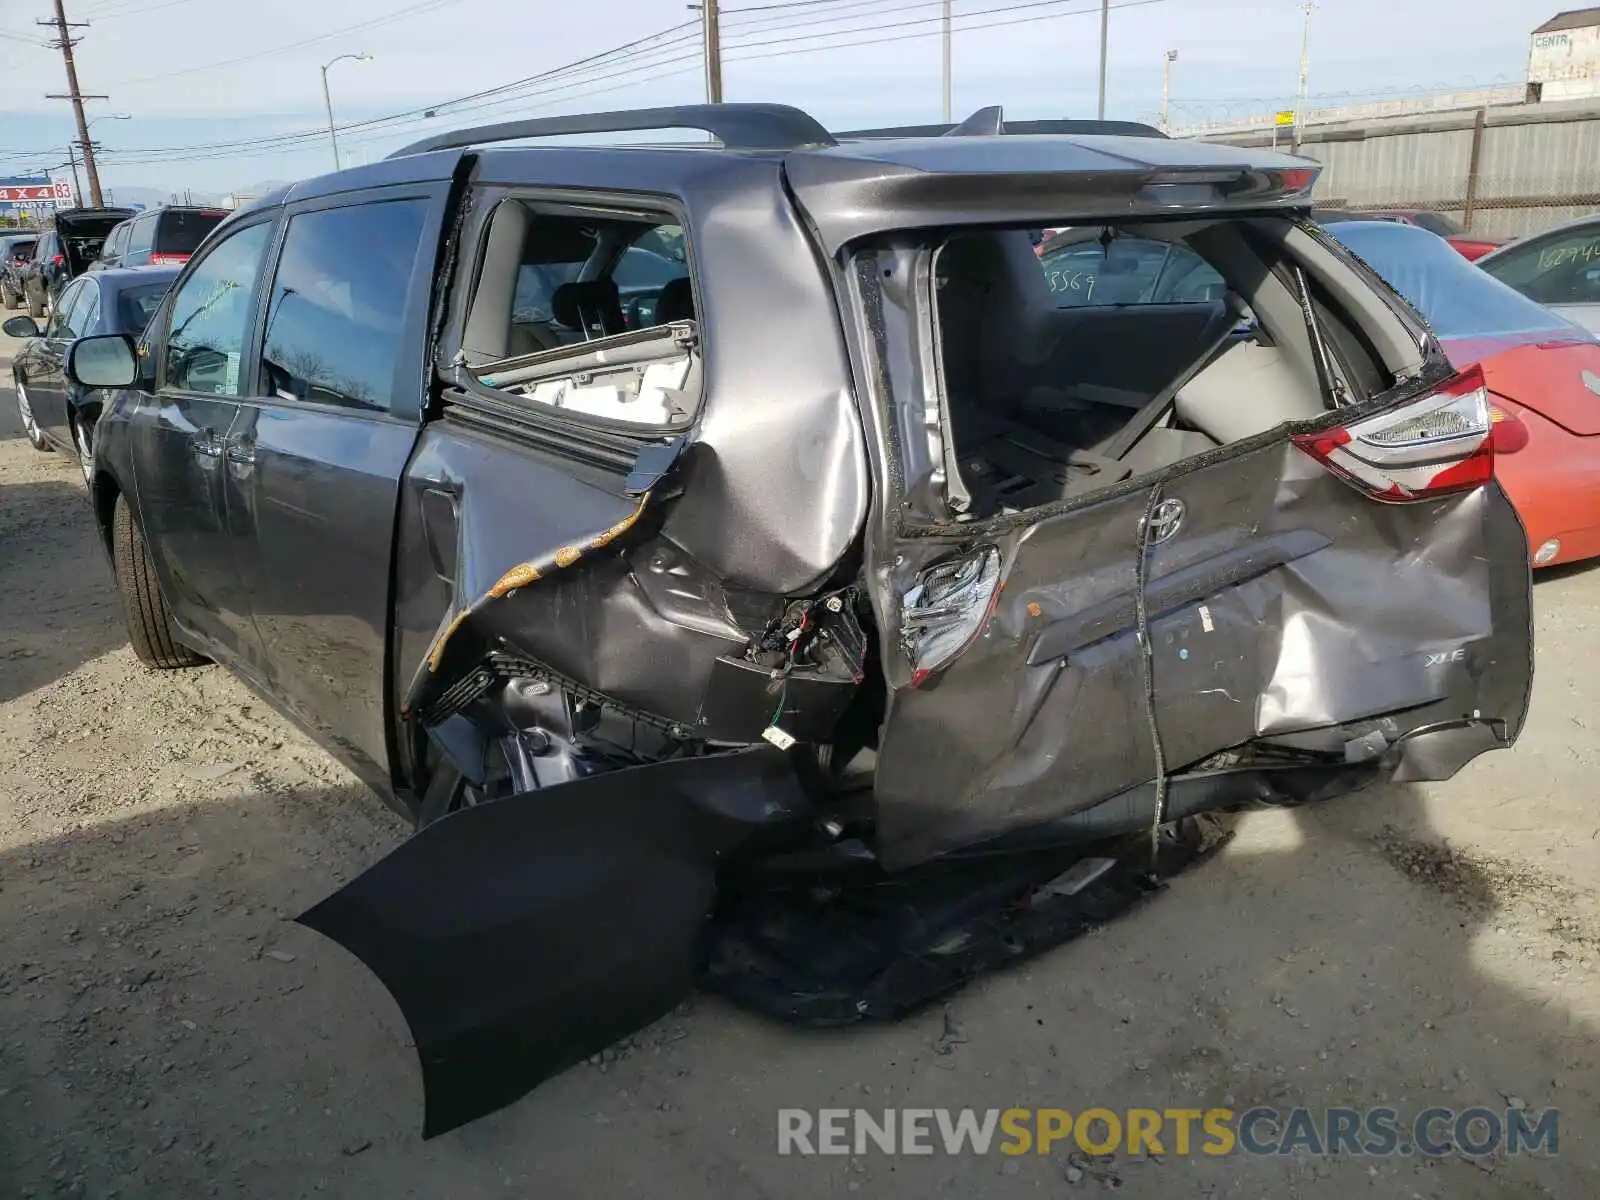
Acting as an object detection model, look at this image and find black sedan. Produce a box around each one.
[5,265,179,478]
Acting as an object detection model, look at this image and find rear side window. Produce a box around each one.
[127,214,156,257]
[1040,237,1225,307]
[259,199,428,413]
[155,209,226,256]
[458,199,700,428]
[101,222,131,262]
[75,284,101,334]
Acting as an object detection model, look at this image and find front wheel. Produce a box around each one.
[14,378,48,451]
[110,495,206,670]
[0,281,16,310]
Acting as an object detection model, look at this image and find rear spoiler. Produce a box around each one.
[835,107,1168,141]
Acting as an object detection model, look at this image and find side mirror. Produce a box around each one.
[2,314,41,339]
[66,334,139,389]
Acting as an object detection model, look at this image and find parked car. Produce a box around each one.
[4,265,180,477]
[0,233,37,309]
[88,204,229,272]
[1314,208,1505,261]
[1326,219,1600,567]
[64,103,1532,1138]
[1477,213,1600,335]
[19,206,135,317]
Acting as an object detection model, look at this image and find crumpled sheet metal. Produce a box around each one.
[405,490,651,712]
[297,745,810,1138]
[869,442,1533,868]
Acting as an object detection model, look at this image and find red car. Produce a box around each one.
[1317,208,1505,262]
[1328,220,1600,566]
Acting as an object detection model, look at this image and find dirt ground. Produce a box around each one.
[1,330,1598,1199]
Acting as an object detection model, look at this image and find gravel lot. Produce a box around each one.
[2,328,1598,1198]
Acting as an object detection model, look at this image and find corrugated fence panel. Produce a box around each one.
[1476,118,1600,199]
[1308,129,1474,209]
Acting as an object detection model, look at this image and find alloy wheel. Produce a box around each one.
[15,379,45,450]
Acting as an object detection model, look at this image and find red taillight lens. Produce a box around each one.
[148,253,190,265]
[901,546,1003,687]
[50,253,63,265]
[1292,365,1493,501]
[1487,403,1530,455]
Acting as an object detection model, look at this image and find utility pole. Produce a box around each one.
[40,0,107,207]
[1096,0,1109,119]
[1160,48,1177,133]
[941,0,952,124]
[1294,0,1314,152]
[702,0,723,104]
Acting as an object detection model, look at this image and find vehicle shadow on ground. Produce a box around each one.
[0,476,127,704]
[0,778,1594,1200]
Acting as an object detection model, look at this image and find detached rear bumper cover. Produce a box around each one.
[297,746,810,1138]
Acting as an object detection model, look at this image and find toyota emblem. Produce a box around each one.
[1144,498,1185,544]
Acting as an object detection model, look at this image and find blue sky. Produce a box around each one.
[0,0,1542,196]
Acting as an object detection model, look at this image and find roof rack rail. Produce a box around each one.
[386,103,837,160]
[835,110,1168,140]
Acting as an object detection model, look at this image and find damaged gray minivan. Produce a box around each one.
[71,104,1532,1137]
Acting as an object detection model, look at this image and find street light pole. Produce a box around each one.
[1160,48,1177,133]
[1294,0,1314,152]
[941,0,952,124]
[82,111,129,202]
[320,53,371,171]
[1096,0,1109,119]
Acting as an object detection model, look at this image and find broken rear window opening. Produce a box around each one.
[454,198,700,430]
[860,216,1424,525]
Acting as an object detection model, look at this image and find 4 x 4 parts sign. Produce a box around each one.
[0,182,71,202]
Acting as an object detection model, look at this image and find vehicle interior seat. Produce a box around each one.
[654,276,695,325]
[551,280,626,341]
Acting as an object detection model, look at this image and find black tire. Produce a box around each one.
[13,378,49,452]
[111,495,206,669]
[25,285,44,319]
[1,281,16,310]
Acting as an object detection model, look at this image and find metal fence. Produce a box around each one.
[1199,97,1600,242]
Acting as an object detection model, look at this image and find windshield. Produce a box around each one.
[1327,222,1582,346]
[155,210,227,255]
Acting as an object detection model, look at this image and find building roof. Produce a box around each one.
[1535,8,1600,34]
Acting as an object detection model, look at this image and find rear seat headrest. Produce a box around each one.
[654,276,694,325]
[551,279,623,334]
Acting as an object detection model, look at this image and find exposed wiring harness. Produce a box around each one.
[1134,480,1170,870]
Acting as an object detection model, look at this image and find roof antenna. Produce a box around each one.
[943,105,1004,136]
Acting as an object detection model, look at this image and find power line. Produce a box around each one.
[80,22,702,161]
[106,0,471,87]
[47,0,1169,171]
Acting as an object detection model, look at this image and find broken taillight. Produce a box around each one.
[900,545,1002,687]
[1292,365,1493,501]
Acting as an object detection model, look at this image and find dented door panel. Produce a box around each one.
[871,440,1533,868]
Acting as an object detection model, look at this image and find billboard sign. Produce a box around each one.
[0,182,71,202]
[0,176,74,224]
